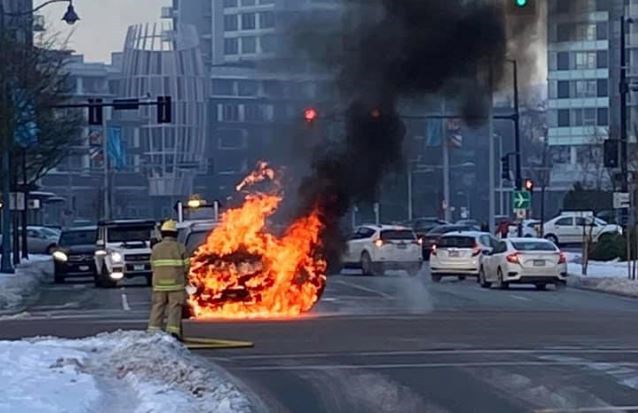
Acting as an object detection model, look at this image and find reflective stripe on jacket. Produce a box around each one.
[151,237,189,292]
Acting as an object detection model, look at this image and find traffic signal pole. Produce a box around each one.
[620,16,629,194]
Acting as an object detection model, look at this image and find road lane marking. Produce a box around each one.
[236,361,638,372]
[333,280,393,298]
[509,294,531,301]
[217,348,638,361]
[121,293,131,311]
[535,407,638,412]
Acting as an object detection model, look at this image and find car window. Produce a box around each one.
[107,225,153,243]
[360,228,376,238]
[380,230,415,241]
[40,227,60,238]
[493,241,507,254]
[185,230,209,255]
[438,236,475,248]
[59,230,97,246]
[479,235,493,247]
[512,240,557,251]
[555,217,573,226]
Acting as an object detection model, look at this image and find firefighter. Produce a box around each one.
[147,219,190,339]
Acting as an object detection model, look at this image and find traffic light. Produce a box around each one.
[88,98,103,125]
[304,107,318,123]
[157,96,172,124]
[501,156,511,180]
[524,178,534,191]
[604,139,620,168]
[507,0,536,15]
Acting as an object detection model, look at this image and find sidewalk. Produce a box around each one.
[567,253,638,298]
[0,331,255,413]
[0,255,52,313]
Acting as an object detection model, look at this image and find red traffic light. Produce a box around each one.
[524,179,534,191]
[370,108,381,118]
[304,107,318,122]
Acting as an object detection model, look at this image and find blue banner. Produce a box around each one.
[425,119,442,147]
[107,126,126,170]
[12,88,38,148]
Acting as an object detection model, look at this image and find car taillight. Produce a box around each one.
[374,239,384,248]
[558,251,566,264]
[472,245,481,257]
[506,253,520,264]
[431,244,437,255]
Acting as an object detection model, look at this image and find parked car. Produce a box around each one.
[421,224,481,260]
[478,237,567,290]
[342,224,422,276]
[405,217,449,239]
[0,226,60,255]
[455,219,481,230]
[52,226,97,283]
[429,231,497,282]
[543,213,621,245]
[507,219,540,238]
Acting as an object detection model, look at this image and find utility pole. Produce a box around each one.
[407,161,413,221]
[442,99,451,222]
[0,4,13,273]
[103,116,110,220]
[510,59,524,236]
[488,65,495,234]
[620,16,629,195]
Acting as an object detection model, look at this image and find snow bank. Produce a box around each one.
[567,253,638,298]
[0,340,100,413]
[26,331,255,413]
[0,255,52,312]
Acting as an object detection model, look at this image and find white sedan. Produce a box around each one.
[429,231,496,282]
[478,238,567,290]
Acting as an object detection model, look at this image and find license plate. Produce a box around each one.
[134,264,145,271]
[79,265,89,271]
[533,260,545,267]
[449,251,459,257]
[397,243,407,249]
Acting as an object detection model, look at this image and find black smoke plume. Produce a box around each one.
[293,0,531,264]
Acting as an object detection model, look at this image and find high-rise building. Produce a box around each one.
[165,0,341,199]
[547,0,625,190]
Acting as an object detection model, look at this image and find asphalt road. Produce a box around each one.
[3,266,638,412]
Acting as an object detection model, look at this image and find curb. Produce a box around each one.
[568,275,638,300]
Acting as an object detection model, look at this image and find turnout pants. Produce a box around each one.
[148,290,185,336]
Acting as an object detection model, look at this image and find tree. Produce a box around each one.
[0,31,82,187]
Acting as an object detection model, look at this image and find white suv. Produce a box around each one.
[342,225,422,276]
[543,214,621,245]
[430,231,496,282]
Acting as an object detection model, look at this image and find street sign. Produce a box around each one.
[515,208,526,219]
[512,190,531,210]
[613,192,631,209]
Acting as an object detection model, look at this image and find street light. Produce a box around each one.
[0,0,79,273]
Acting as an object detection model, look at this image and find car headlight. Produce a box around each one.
[110,252,123,263]
[52,251,68,262]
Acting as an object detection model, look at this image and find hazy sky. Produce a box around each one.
[35,0,170,63]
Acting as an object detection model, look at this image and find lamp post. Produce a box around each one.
[0,0,79,273]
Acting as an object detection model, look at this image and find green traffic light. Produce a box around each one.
[515,0,528,6]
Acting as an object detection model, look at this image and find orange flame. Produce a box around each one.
[188,163,327,319]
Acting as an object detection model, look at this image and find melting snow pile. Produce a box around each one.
[0,255,52,312]
[0,331,254,413]
[567,254,638,297]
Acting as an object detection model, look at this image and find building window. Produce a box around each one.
[259,11,274,28]
[597,107,608,126]
[244,104,264,121]
[557,80,570,98]
[558,109,570,127]
[224,14,238,31]
[241,13,256,30]
[221,104,240,122]
[223,0,237,7]
[557,52,569,70]
[241,36,257,53]
[224,38,239,55]
[238,80,258,96]
[260,34,276,52]
[264,80,283,97]
[241,0,256,5]
[596,22,608,41]
[597,50,608,69]
[583,108,596,126]
[575,52,596,69]
[557,23,571,42]
[259,0,275,3]
[212,79,235,95]
[218,129,246,149]
[597,79,608,97]
[551,145,571,164]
